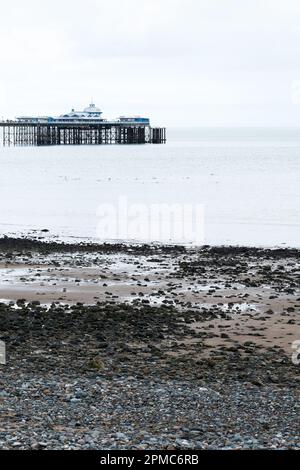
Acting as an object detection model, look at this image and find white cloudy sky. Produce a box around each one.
[1,0,300,126]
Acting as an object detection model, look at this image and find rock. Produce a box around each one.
[251,377,264,387]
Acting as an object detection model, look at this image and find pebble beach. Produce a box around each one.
[0,238,299,450]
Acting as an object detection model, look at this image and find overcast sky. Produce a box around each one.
[1,0,300,126]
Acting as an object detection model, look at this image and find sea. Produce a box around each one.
[0,127,299,247]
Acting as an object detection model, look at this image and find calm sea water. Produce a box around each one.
[0,127,299,247]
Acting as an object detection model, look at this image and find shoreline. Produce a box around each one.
[1,230,300,250]
[0,237,299,449]
[1,234,299,253]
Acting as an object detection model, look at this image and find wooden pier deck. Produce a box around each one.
[0,122,166,146]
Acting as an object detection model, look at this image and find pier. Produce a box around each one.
[0,122,166,146]
[0,102,166,146]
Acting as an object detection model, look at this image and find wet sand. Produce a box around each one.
[0,241,299,355]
